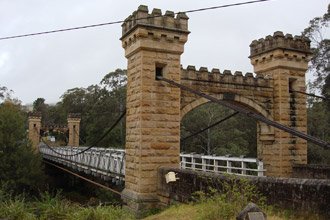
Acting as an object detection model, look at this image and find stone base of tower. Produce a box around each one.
[121,189,160,217]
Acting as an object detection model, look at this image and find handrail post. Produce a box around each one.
[257,160,264,177]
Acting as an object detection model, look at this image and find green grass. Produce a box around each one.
[0,192,133,220]
[0,180,325,220]
[144,199,324,220]
[143,177,325,220]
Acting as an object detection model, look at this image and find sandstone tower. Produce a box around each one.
[120,5,189,213]
[67,113,81,147]
[28,112,42,150]
[249,31,312,176]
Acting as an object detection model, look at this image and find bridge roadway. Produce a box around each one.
[39,144,265,184]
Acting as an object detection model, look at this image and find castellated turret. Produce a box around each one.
[120,5,190,58]
[250,31,312,58]
[249,31,312,75]
[121,5,189,37]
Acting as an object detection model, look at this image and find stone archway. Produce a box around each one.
[180,93,275,161]
[120,5,311,213]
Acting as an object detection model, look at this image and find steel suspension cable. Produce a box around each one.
[181,111,239,142]
[43,160,122,195]
[40,109,126,156]
[289,89,329,101]
[157,76,330,148]
[0,0,274,41]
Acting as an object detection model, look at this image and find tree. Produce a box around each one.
[181,103,256,157]
[0,86,12,101]
[33,98,46,112]
[303,4,330,165]
[38,69,128,148]
[100,69,127,92]
[303,4,329,90]
[0,101,45,194]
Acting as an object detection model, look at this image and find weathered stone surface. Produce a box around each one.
[248,32,310,177]
[158,167,330,217]
[121,5,311,214]
[293,164,330,179]
[67,114,81,147]
[121,5,189,213]
[28,114,42,150]
[236,203,267,220]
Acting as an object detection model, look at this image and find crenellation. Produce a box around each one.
[199,67,208,72]
[223,70,232,75]
[249,31,312,58]
[187,65,196,71]
[245,72,254,77]
[181,66,271,88]
[121,5,189,40]
[211,68,220,74]
[28,111,42,118]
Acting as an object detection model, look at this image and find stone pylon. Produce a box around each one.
[28,112,42,151]
[120,5,189,214]
[249,31,312,177]
[67,113,81,147]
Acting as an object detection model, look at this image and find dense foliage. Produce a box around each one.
[303,4,329,90]
[0,101,45,194]
[304,5,330,164]
[181,103,257,157]
[33,69,127,148]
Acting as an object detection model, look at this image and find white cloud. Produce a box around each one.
[0,52,9,69]
[0,0,328,104]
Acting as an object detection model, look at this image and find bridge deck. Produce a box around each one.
[40,144,265,183]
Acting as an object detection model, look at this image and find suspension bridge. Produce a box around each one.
[39,144,265,182]
[25,4,330,215]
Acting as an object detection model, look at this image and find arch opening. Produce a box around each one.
[181,102,258,157]
[180,95,275,160]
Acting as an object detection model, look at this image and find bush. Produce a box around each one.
[0,197,35,220]
[191,177,266,220]
[0,101,46,195]
[0,186,133,220]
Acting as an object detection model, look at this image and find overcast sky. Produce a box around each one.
[0,0,328,104]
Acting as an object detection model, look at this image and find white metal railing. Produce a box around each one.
[40,145,265,178]
[180,153,265,177]
[39,144,125,181]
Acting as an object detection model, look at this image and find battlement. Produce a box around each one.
[249,31,312,57]
[121,5,189,38]
[42,124,68,130]
[28,111,41,118]
[67,113,81,120]
[181,65,271,88]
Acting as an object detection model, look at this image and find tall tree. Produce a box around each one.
[0,101,45,194]
[303,4,329,90]
[43,69,128,148]
[303,4,330,165]
[0,86,14,101]
[181,103,256,157]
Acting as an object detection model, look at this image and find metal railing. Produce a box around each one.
[39,144,125,182]
[40,145,265,179]
[180,153,265,176]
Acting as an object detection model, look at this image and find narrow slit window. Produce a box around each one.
[155,63,166,80]
[289,78,297,92]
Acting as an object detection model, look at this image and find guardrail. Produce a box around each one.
[39,144,125,183]
[40,145,265,179]
[180,153,265,177]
